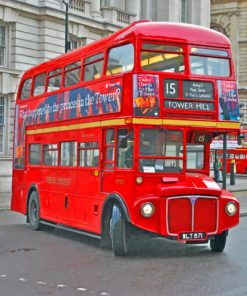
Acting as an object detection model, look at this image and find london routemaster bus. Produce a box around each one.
[212,130,247,174]
[11,21,240,256]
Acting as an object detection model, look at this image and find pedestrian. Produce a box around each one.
[214,157,222,182]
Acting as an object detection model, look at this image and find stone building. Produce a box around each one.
[211,0,247,126]
[0,0,210,193]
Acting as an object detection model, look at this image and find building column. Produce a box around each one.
[230,12,239,82]
[91,0,102,19]
[126,0,140,20]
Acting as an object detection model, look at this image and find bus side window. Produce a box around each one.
[33,73,46,96]
[47,68,62,92]
[20,78,32,100]
[43,144,58,166]
[83,53,104,82]
[60,142,77,166]
[28,144,41,165]
[64,61,81,87]
[106,43,134,76]
[79,142,99,167]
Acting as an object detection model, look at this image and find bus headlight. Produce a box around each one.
[225,202,237,216]
[141,202,155,217]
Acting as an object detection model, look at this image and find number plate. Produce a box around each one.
[179,232,207,241]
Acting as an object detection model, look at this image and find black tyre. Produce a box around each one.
[210,230,227,252]
[28,191,41,231]
[111,203,130,256]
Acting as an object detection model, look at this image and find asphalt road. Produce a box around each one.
[0,211,247,296]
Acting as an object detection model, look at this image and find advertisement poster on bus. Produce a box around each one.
[218,80,240,121]
[133,74,160,117]
[14,80,122,168]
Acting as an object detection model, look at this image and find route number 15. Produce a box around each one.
[164,79,178,98]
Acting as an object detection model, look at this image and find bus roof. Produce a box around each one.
[22,20,231,78]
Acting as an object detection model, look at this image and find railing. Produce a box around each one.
[69,0,85,12]
[117,10,131,24]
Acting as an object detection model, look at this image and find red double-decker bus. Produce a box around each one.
[213,130,247,174]
[11,21,240,256]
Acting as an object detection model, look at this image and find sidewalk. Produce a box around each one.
[0,192,11,211]
[1,176,247,215]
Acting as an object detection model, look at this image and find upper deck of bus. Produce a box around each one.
[18,20,232,86]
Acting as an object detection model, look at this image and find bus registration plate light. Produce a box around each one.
[179,232,207,241]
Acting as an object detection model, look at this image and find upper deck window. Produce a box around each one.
[83,53,104,82]
[106,43,134,76]
[64,61,81,87]
[191,48,228,57]
[20,78,32,100]
[141,43,185,73]
[33,73,46,97]
[190,47,230,77]
[47,68,62,92]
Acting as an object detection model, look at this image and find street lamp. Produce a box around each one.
[63,0,70,53]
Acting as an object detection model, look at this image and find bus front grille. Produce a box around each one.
[166,196,218,236]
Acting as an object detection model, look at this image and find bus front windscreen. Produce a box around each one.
[139,128,183,173]
[189,47,230,77]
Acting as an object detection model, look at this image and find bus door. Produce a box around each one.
[101,128,135,195]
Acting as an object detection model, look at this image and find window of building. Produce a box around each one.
[20,78,32,100]
[64,61,81,87]
[69,36,86,50]
[60,142,77,166]
[106,44,134,76]
[79,142,99,167]
[83,53,104,82]
[43,144,58,166]
[0,96,5,154]
[28,144,41,165]
[141,43,184,73]
[47,68,62,92]
[33,73,46,96]
[0,26,6,66]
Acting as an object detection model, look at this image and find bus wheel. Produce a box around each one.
[111,203,130,256]
[28,191,41,231]
[210,230,227,252]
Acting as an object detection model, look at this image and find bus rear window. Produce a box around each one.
[190,48,230,77]
[141,43,184,73]
[106,44,134,76]
[20,78,32,100]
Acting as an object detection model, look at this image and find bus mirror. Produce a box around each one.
[238,132,244,145]
[239,102,245,119]
[119,137,128,148]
